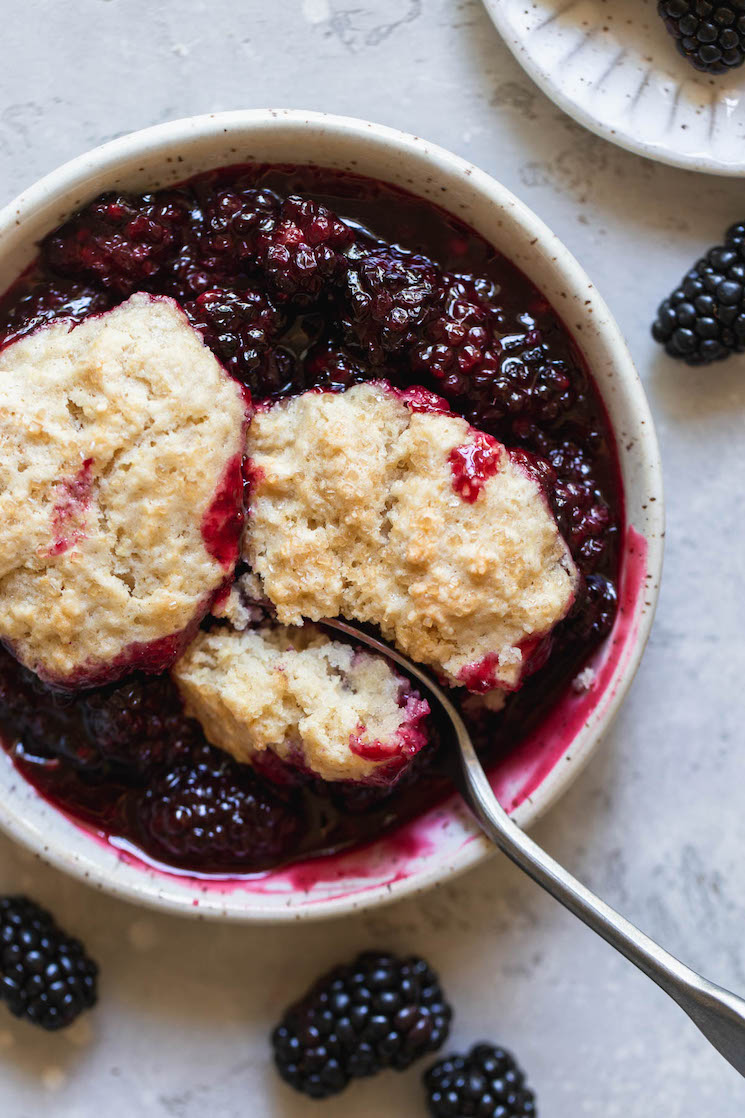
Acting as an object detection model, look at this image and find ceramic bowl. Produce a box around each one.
[483,0,745,176]
[0,110,664,921]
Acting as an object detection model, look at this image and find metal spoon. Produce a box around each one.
[322,616,745,1079]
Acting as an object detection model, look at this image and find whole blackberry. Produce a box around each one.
[256,196,354,302]
[81,675,201,778]
[137,746,303,870]
[0,896,98,1031]
[424,1043,536,1118]
[652,222,745,363]
[0,279,111,349]
[411,275,504,397]
[343,247,445,362]
[658,1,745,74]
[272,951,452,1099]
[43,190,190,295]
[198,182,280,270]
[184,286,289,392]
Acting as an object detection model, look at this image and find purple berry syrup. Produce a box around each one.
[0,164,622,875]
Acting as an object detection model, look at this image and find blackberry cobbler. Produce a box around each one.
[0,166,621,875]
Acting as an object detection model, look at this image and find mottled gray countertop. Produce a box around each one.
[1,1,745,1114]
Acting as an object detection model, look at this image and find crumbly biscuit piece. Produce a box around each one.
[244,382,578,692]
[173,623,430,784]
[0,293,247,686]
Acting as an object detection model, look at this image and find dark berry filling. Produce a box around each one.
[0,164,622,875]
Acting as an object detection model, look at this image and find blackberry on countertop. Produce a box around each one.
[0,896,98,1031]
[658,1,745,74]
[424,1043,537,1118]
[652,222,745,364]
[272,951,452,1098]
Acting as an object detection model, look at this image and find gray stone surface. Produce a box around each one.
[1,0,744,1113]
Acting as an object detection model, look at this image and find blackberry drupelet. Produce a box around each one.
[43,190,190,295]
[256,196,354,302]
[0,896,98,1031]
[0,280,111,349]
[272,951,452,1098]
[424,1043,537,1118]
[658,1,745,74]
[652,222,745,363]
[136,746,303,870]
[343,247,445,362]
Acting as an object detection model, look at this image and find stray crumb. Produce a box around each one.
[573,667,596,693]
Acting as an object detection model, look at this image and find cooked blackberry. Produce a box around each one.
[272,951,452,1098]
[136,746,303,870]
[565,573,618,644]
[411,275,504,397]
[343,247,445,362]
[256,196,354,303]
[424,1043,537,1118]
[0,279,111,349]
[184,286,287,390]
[81,675,201,777]
[658,1,745,74]
[0,896,98,1031]
[43,190,190,295]
[652,222,745,364]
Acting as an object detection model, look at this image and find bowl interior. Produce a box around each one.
[0,112,663,921]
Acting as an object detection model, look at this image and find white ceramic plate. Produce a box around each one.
[0,111,664,921]
[483,0,745,176]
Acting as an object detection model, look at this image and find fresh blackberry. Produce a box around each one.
[256,196,354,303]
[43,190,190,295]
[0,279,111,348]
[0,896,98,1031]
[343,247,445,362]
[184,286,290,393]
[424,1043,536,1118]
[137,746,303,870]
[652,222,745,363]
[304,340,374,391]
[658,1,745,74]
[272,951,452,1099]
[81,675,201,777]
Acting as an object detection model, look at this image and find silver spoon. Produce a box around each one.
[322,616,745,1079]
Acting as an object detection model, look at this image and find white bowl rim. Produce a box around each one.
[0,109,665,922]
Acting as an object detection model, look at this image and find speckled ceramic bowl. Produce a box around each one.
[0,111,664,922]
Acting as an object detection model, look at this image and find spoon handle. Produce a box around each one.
[319,617,745,1077]
[455,727,745,1079]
